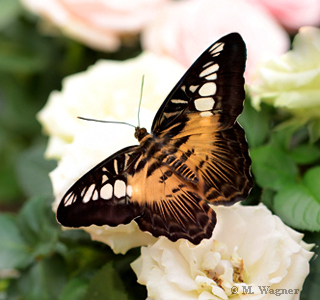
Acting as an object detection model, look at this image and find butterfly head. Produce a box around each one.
[134,126,148,142]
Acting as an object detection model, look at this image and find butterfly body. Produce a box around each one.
[57,33,253,245]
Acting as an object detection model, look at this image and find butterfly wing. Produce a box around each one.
[57,146,144,227]
[151,32,252,206]
[152,32,246,133]
[123,151,216,244]
[57,144,216,244]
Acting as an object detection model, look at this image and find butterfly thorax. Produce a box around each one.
[134,127,148,142]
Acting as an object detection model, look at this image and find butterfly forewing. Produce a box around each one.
[57,146,144,227]
[151,32,246,134]
[57,32,253,245]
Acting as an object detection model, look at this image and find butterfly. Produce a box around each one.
[57,32,253,245]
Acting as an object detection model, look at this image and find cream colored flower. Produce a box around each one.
[131,204,314,300]
[20,0,169,51]
[38,52,186,254]
[250,27,320,138]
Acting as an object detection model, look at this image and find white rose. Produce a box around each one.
[131,204,314,300]
[20,0,169,51]
[37,52,186,254]
[250,27,320,139]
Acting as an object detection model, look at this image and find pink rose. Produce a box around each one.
[142,0,290,81]
[246,0,320,32]
[20,0,169,51]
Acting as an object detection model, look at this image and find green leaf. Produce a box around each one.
[0,41,46,73]
[0,33,48,74]
[273,184,320,230]
[300,231,320,300]
[18,196,60,257]
[59,277,88,300]
[0,0,21,30]
[0,163,22,202]
[290,144,320,164]
[16,255,67,300]
[0,125,24,202]
[308,118,320,143]
[15,144,56,198]
[251,145,298,190]
[238,99,270,149]
[0,214,31,270]
[302,166,320,203]
[260,188,276,210]
[273,167,320,231]
[84,263,129,300]
[269,125,300,150]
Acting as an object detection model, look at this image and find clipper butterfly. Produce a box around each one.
[57,33,252,245]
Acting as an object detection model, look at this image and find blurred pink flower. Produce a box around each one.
[246,0,320,32]
[142,0,290,81]
[20,0,170,51]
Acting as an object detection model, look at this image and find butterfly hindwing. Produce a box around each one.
[126,152,217,244]
[57,32,252,245]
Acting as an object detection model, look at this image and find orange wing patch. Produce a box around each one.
[127,156,216,244]
[160,111,252,205]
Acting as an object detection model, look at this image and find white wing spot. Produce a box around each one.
[199,82,217,96]
[181,85,186,92]
[210,43,224,55]
[171,99,188,104]
[200,64,219,77]
[114,179,126,199]
[92,189,99,201]
[83,184,95,203]
[114,160,118,174]
[64,193,75,206]
[127,185,133,197]
[102,174,109,184]
[203,62,213,68]
[101,183,113,200]
[205,73,217,80]
[102,167,107,172]
[195,97,215,111]
[189,85,198,93]
[200,111,213,117]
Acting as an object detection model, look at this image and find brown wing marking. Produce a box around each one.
[158,112,252,206]
[127,155,216,244]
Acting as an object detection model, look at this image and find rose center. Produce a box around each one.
[196,241,247,297]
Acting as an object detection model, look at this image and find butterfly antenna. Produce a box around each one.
[77,116,136,128]
[137,75,145,128]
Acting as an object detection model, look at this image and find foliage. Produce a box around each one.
[0,196,145,300]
